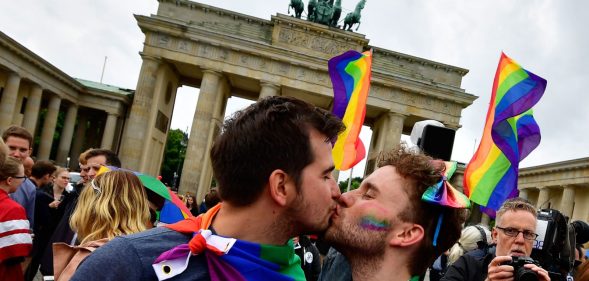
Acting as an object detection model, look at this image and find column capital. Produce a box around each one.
[7,71,21,79]
[201,68,223,78]
[260,81,280,90]
[562,184,576,190]
[104,111,120,117]
[387,111,408,118]
[139,53,161,63]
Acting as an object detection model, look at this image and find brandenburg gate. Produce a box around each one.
[119,0,477,201]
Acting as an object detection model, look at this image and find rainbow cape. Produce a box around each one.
[464,53,546,212]
[96,166,191,223]
[153,204,305,281]
[329,49,372,170]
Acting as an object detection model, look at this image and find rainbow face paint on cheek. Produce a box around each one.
[359,216,390,231]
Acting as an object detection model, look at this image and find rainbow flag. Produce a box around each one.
[329,49,372,170]
[464,53,546,212]
[153,204,305,281]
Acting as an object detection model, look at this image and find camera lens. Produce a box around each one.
[516,267,538,281]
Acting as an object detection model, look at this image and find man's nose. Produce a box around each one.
[330,179,341,199]
[338,192,355,207]
[514,232,526,243]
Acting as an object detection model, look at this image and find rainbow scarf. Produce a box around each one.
[464,53,546,213]
[329,49,372,170]
[153,204,305,281]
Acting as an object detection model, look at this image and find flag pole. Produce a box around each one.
[346,167,354,192]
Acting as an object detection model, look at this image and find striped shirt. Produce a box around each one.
[1,188,32,280]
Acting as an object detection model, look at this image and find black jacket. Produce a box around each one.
[441,253,494,281]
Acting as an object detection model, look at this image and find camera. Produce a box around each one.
[502,256,540,281]
[531,209,589,281]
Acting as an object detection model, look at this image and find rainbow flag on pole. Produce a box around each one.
[329,49,372,170]
[464,53,546,212]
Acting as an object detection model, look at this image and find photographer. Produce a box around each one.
[443,198,550,281]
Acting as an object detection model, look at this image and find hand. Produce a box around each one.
[523,263,550,281]
[48,200,61,209]
[486,255,514,281]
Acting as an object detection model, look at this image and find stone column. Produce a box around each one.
[518,188,529,200]
[180,70,223,198]
[101,113,118,150]
[560,185,576,218]
[22,84,43,133]
[37,95,62,160]
[258,82,280,100]
[383,112,406,150]
[69,114,88,170]
[536,186,550,209]
[56,104,78,165]
[0,72,21,130]
[365,112,405,174]
[119,55,160,170]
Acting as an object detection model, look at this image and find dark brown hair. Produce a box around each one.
[2,125,33,148]
[377,145,466,276]
[85,149,121,168]
[210,96,345,206]
[31,160,57,179]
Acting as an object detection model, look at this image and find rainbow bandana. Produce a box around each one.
[153,204,305,281]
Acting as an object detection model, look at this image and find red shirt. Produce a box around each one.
[0,189,32,280]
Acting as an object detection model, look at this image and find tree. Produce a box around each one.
[160,129,187,190]
[338,176,362,194]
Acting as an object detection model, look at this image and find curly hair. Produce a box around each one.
[376,145,466,276]
[70,170,150,244]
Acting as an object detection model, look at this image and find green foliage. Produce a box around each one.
[338,176,363,194]
[160,129,188,189]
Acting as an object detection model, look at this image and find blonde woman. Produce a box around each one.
[447,225,491,265]
[52,170,151,280]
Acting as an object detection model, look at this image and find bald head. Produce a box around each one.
[23,157,34,177]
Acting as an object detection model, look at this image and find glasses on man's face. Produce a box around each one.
[496,226,539,240]
[13,175,28,180]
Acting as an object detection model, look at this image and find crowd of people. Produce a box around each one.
[1,96,588,281]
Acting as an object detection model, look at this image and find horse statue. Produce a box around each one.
[329,0,342,27]
[343,0,366,31]
[288,0,305,19]
[307,0,317,21]
[311,0,335,25]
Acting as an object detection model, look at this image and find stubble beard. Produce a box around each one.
[325,215,387,257]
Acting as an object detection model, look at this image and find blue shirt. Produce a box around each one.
[9,179,36,228]
[71,227,209,281]
[318,248,352,281]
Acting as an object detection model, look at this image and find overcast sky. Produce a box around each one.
[1,0,587,180]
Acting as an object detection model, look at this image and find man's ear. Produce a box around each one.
[389,223,425,247]
[268,169,290,207]
[491,227,498,244]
